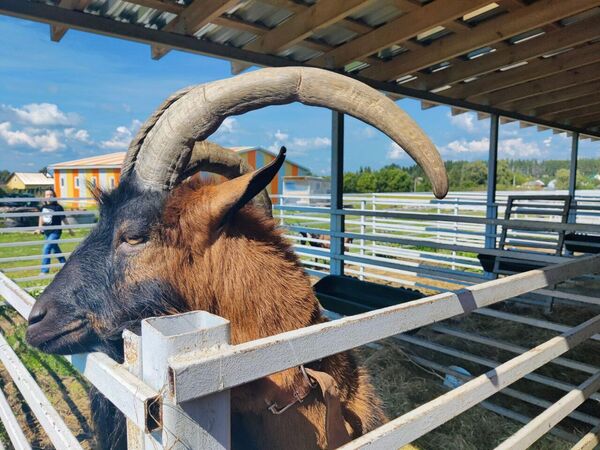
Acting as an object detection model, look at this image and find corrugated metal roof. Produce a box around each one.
[11,172,54,186]
[10,0,600,138]
[49,147,311,172]
[50,152,125,169]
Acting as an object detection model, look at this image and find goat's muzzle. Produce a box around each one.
[26,293,93,355]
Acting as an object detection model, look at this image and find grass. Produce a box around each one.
[0,304,94,449]
[0,229,91,288]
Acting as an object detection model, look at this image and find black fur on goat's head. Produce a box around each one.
[25,180,186,360]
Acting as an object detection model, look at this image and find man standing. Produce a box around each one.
[36,189,72,275]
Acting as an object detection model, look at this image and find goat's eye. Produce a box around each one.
[124,236,146,246]
[118,235,149,254]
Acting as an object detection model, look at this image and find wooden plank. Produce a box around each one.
[309,0,490,69]
[123,0,184,15]
[0,384,31,450]
[571,113,600,128]
[341,314,600,449]
[244,0,373,55]
[360,0,600,81]
[407,13,600,91]
[484,61,600,106]
[496,371,600,450]
[533,92,600,116]
[571,424,600,450]
[506,81,600,113]
[445,42,600,100]
[167,255,600,403]
[51,0,93,41]
[152,0,239,60]
[544,103,600,121]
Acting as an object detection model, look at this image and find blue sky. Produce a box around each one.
[0,15,597,175]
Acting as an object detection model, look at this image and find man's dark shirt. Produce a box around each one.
[40,202,65,235]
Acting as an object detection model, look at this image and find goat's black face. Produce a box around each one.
[26,180,185,360]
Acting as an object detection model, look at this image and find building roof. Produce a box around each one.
[230,146,311,173]
[50,152,126,170]
[50,147,311,172]
[3,1,600,140]
[10,172,54,186]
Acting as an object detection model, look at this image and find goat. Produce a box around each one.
[299,231,354,250]
[25,67,448,450]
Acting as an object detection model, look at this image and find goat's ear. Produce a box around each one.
[211,147,286,228]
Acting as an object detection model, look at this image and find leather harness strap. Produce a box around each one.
[305,368,352,449]
[265,365,352,449]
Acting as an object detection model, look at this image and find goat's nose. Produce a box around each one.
[28,303,48,325]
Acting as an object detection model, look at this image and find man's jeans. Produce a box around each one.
[41,231,66,274]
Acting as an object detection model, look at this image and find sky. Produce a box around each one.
[0,15,598,176]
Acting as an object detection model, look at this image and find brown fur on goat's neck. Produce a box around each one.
[162,179,320,345]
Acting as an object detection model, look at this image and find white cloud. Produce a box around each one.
[274,129,289,141]
[361,127,376,138]
[498,137,542,158]
[268,131,330,154]
[440,137,542,158]
[543,137,552,148]
[387,142,408,160]
[448,112,479,133]
[4,103,79,126]
[100,119,141,150]
[64,128,93,144]
[441,138,490,155]
[0,121,64,152]
[218,117,237,134]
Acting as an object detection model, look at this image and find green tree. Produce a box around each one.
[356,171,377,192]
[555,168,570,189]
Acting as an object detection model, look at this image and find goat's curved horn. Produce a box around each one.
[182,141,273,217]
[127,67,448,198]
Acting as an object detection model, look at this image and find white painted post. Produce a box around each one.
[141,311,231,450]
[371,193,376,257]
[452,200,458,271]
[123,330,144,450]
[360,200,366,280]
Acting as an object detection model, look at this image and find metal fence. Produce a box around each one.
[0,192,599,449]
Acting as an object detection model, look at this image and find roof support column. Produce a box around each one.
[568,132,579,223]
[330,111,345,276]
[485,114,499,277]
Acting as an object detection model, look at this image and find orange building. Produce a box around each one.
[50,147,310,202]
[228,147,311,198]
[50,153,123,204]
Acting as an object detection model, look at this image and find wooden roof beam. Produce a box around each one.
[51,0,93,42]
[360,0,600,82]
[552,105,600,122]
[309,0,491,70]
[570,114,600,128]
[504,81,600,113]
[446,41,600,100]
[124,0,184,15]
[233,0,374,73]
[533,93,600,117]
[152,0,239,60]
[482,62,600,107]
[405,14,600,91]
